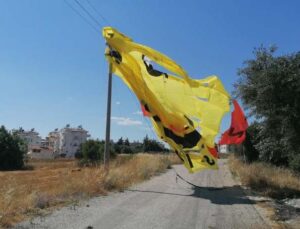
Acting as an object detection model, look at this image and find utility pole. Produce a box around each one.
[104,63,112,171]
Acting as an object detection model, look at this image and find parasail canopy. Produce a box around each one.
[102,27,230,173]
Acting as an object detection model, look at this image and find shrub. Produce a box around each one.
[121,145,133,154]
[0,126,26,170]
[77,140,116,166]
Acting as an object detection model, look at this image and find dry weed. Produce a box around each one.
[228,155,300,198]
[0,153,179,228]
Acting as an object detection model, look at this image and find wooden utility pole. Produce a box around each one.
[104,63,112,171]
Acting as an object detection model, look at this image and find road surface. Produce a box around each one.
[16,160,270,229]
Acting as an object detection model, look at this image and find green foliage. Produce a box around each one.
[114,137,141,154]
[80,139,103,161]
[77,139,116,165]
[243,122,260,162]
[116,137,123,145]
[0,125,26,170]
[113,136,169,154]
[143,135,168,153]
[124,138,130,146]
[121,145,133,154]
[235,46,300,171]
[289,154,300,172]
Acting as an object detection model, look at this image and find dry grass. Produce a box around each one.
[0,153,180,228]
[228,155,300,199]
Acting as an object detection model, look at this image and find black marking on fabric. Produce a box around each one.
[201,144,204,149]
[109,50,122,64]
[153,115,161,122]
[164,73,169,78]
[163,127,201,148]
[184,125,189,130]
[186,154,194,168]
[175,150,184,162]
[142,55,165,77]
[184,115,194,128]
[144,104,150,112]
[203,155,215,165]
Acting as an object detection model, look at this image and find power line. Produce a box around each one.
[85,0,110,26]
[73,0,104,28]
[63,0,99,34]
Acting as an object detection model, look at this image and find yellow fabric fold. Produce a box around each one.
[102,27,230,173]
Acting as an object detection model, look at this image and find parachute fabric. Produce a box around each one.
[102,27,230,173]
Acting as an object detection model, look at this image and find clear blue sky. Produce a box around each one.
[1,0,299,141]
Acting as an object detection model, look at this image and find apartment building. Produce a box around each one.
[59,125,90,157]
[12,128,42,150]
[47,125,90,158]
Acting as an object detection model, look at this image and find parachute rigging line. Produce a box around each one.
[173,168,226,191]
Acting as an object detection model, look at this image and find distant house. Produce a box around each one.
[12,128,42,151]
[47,125,90,158]
[12,128,55,159]
[47,129,60,155]
[219,144,229,154]
[27,147,55,160]
[13,125,90,159]
[219,144,243,154]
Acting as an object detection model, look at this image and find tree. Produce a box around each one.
[77,140,104,162]
[117,137,124,145]
[234,46,300,171]
[143,135,168,152]
[121,145,133,154]
[0,126,26,170]
[243,122,260,162]
[113,143,122,154]
[124,138,130,146]
[77,139,116,164]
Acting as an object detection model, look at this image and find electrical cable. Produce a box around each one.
[63,0,100,33]
[85,0,110,25]
[73,0,104,27]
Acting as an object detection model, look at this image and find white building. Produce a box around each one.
[219,144,229,154]
[47,129,60,155]
[48,125,90,158]
[13,126,90,159]
[219,144,243,154]
[12,128,42,150]
[27,147,55,160]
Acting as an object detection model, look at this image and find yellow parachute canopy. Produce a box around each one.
[102,27,230,173]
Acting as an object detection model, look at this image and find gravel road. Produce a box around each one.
[16,159,270,229]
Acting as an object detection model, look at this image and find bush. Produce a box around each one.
[77,140,116,165]
[234,47,300,171]
[78,140,104,162]
[0,126,26,170]
[289,154,300,172]
[143,135,168,152]
[121,145,133,154]
[243,122,260,162]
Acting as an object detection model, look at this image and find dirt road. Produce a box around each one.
[16,160,270,229]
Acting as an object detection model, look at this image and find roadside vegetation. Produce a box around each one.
[0,126,26,170]
[0,123,173,228]
[229,46,300,199]
[0,154,180,228]
[234,46,300,172]
[228,154,300,199]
